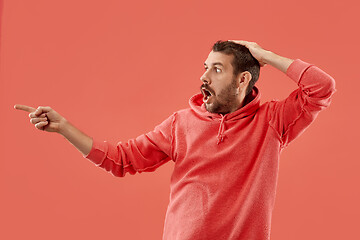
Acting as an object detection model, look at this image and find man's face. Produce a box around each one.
[200,51,242,115]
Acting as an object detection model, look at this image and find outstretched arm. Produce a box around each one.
[14,104,173,177]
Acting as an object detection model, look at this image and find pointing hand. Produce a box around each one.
[14,104,66,133]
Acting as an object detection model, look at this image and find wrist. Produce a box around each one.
[262,51,294,73]
[262,51,276,65]
[58,118,70,136]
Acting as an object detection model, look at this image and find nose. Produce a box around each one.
[200,71,211,84]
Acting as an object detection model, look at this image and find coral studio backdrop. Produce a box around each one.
[1,0,359,239]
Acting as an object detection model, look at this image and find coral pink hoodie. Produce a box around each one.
[83,59,336,240]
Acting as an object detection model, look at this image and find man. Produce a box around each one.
[14,40,336,239]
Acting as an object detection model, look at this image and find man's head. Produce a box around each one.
[200,40,260,114]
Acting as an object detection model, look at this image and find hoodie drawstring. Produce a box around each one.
[217,115,226,144]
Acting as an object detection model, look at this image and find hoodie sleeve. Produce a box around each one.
[82,113,175,177]
[268,59,336,148]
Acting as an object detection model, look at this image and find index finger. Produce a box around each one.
[14,104,36,113]
[228,40,249,47]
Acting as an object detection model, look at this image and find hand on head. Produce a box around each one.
[228,40,269,67]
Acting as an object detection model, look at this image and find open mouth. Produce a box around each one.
[201,87,213,103]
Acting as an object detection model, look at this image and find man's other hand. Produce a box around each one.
[229,40,270,67]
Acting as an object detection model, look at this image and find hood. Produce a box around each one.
[189,86,261,144]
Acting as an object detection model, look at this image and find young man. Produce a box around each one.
[14,40,336,239]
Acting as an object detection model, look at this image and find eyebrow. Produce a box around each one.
[204,62,224,67]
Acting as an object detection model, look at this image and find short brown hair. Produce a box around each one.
[212,40,260,96]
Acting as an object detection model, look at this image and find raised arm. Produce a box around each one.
[14,104,93,156]
[229,40,336,147]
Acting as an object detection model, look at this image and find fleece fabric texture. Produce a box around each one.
[83,59,336,240]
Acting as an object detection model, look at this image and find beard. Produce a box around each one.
[203,77,241,115]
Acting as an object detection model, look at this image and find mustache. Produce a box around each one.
[200,84,214,95]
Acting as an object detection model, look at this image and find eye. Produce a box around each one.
[215,67,221,73]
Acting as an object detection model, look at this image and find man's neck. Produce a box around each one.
[239,93,253,109]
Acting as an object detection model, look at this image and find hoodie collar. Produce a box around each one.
[188,86,261,144]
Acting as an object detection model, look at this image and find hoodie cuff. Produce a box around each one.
[83,138,108,165]
[286,59,313,85]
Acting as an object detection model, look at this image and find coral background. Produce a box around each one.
[1,0,359,239]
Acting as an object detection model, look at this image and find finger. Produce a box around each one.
[14,104,36,113]
[29,111,42,118]
[35,121,48,130]
[30,117,48,124]
[30,106,52,117]
[228,40,249,46]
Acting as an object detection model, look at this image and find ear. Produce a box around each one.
[239,71,252,86]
